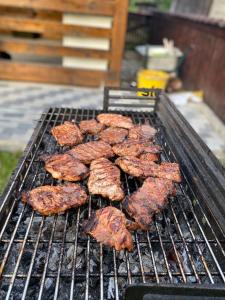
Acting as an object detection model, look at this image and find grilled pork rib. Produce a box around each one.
[97,113,134,129]
[67,141,114,164]
[123,177,175,230]
[22,184,88,216]
[83,207,133,251]
[40,153,89,182]
[128,124,157,141]
[112,140,162,157]
[79,119,104,135]
[116,156,181,182]
[88,158,124,201]
[51,121,83,147]
[99,127,128,145]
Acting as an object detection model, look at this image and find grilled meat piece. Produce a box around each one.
[112,140,162,157]
[83,207,133,251]
[116,156,181,182]
[128,124,157,141]
[79,119,104,135]
[97,113,134,129]
[51,121,83,147]
[99,127,128,145]
[88,158,124,201]
[123,177,175,230]
[40,153,89,181]
[67,141,114,164]
[139,152,159,162]
[22,183,88,216]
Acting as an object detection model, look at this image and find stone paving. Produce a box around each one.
[0,80,224,164]
[0,81,103,151]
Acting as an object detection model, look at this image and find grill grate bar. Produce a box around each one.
[2,271,224,278]
[69,108,82,300]
[53,108,78,300]
[146,232,160,283]
[161,210,187,282]
[5,211,35,300]
[69,207,81,299]
[37,107,70,299]
[157,120,225,283]
[0,152,48,283]
[151,120,215,283]
[85,109,93,300]
[21,218,45,299]
[148,111,225,283]
[169,203,201,283]
[153,113,225,254]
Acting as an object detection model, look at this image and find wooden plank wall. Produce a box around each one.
[150,12,225,123]
[0,0,128,87]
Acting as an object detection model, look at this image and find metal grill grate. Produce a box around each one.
[0,106,225,300]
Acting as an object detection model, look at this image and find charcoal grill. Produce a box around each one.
[0,87,225,300]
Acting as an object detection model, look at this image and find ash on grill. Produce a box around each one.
[0,108,224,300]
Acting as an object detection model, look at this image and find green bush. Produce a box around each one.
[0,152,21,193]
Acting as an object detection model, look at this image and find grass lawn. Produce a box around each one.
[0,151,21,194]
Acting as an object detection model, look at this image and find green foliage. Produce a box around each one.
[129,0,172,12]
[0,151,21,193]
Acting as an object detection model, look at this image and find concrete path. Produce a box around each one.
[0,80,224,164]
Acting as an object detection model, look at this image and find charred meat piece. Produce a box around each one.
[97,113,134,129]
[51,121,83,147]
[112,140,162,157]
[22,184,88,216]
[67,141,114,164]
[123,177,175,230]
[128,124,157,141]
[151,161,181,183]
[139,152,159,162]
[40,153,89,182]
[79,119,104,135]
[116,156,181,183]
[83,207,133,251]
[99,127,128,145]
[88,158,124,201]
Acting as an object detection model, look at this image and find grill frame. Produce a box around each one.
[0,88,224,300]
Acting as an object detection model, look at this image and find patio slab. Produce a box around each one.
[0,81,103,151]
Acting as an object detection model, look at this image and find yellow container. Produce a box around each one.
[137,69,170,95]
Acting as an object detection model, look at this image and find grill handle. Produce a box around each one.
[103,86,162,112]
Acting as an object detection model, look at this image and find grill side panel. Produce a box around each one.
[157,95,225,234]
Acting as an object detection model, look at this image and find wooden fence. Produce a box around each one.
[150,12,225,123]
[0,0,128,87]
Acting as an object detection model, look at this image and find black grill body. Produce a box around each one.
[0,88,224,300]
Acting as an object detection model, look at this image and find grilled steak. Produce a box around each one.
[83,207,133,251]
[99,127,128,145]
[116,156,181,182]
[97,113,134,129]
[79,119,104,135]
[112,140,162,157]
[139,152,159,162]
[67,141,114,164]
[123,177,175,230]
[22,183,88,216]
[40,153,89,181]
[88,158,124,201]
[51,121,83,147]
[128,124,157,141]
